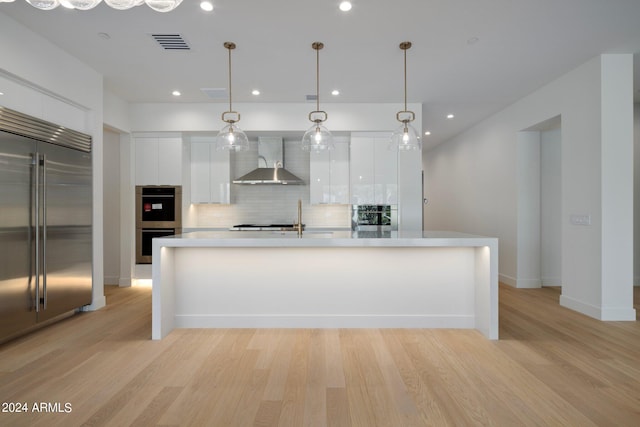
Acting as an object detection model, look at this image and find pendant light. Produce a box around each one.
[301,42,334,152]
[216,42,249,152]
[390,41,421,151]
[23,0,182,11]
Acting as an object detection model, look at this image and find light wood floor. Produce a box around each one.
[0,284,638,427]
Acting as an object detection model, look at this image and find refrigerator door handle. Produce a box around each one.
[33,152,40,313]
[41,154,47,310]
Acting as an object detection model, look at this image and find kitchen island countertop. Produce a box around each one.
[157,230,497,247]
[152,230,498,340]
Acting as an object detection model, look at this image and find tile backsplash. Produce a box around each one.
[189,138,351,228]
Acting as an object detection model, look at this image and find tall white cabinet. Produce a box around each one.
[350,131,422,231]
[134,136,182,185]
[309,136,350,204]
[350,133,397,205]
[190,136,231,204]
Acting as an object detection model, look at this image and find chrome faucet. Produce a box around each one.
[296,199,303,236]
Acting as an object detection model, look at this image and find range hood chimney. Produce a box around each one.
[233,137,305,185]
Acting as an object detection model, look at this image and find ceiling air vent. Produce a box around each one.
[151,34,190,50]
[305,94,317,102]
[201,88,228,99]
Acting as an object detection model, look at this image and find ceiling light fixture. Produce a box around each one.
[200,1,213,12]
[339,1,352,12]
[390,41,421,151]
[216,42,249,152]
[301,42,334,152]
[251,89,260,96]
[172,90,181,96]
[447,114,455,119]
[331,89,340,96]
[22,0,183,11]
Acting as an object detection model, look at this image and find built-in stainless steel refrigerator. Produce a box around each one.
[0,106,92,342]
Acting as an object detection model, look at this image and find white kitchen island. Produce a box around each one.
[151,231,499,340]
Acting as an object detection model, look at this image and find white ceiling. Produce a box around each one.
[2,0,640,149]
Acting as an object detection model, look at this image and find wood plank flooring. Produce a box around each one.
[0,284,638,426]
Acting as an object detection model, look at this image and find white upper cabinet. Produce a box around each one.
[350,133,397,205]
[310,136,349,204]
[134,136,182,185]
[190,137,230,204]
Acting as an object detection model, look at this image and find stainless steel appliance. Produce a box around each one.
[0,106,93,343]
[351,205,398,231]
[135,185,181,264]
[233,137,304,185]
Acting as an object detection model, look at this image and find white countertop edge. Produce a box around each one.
[153,231,498,249]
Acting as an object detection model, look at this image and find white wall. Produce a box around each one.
[104,90,130,133]
[635,104,640,286]
[541,128,562,286]
[103,129,121,284]
[0,11,106,310]
[424,54,635,321]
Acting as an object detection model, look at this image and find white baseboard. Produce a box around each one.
[499,274,541,288]
[560,294,636,321]
[104,275,119,286]
[175,314,476,329]
[499,274,517,287]
[541,276,562,287]
[82,295,106,312]
[119,277,132,287]
[515,278,542,289]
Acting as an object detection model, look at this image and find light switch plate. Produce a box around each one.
[570,214,591,226]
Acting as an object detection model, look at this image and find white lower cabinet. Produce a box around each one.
[309,136,349,204]
[190,137,230,204]
[350,133,397,205]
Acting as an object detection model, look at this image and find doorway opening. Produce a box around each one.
[517,115,562,288]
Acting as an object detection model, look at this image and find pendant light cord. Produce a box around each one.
[403,46,407,112]
[316,44,320,112]
[228,45,233,113]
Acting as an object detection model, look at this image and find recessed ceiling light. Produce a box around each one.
[331,89,340,96]
[447,114,455,119]
[339,1,352,12]
[0,92,4,96]
[424,131,431,136]
[200,1,213,12]
[172,90,181,96]
[251,89,260,96]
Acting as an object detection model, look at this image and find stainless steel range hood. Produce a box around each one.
[233,137,304,185]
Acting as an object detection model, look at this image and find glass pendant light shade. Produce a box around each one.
[391,122,421,151]
[145,0,182,12]
[390,41,421,152]
[104,0,138,9]
[67,0,102,9]
[302,42,334,152]
[216,42,249,152]
[302,122,334,152]
[216,123,249,152]
[26,0,60,9]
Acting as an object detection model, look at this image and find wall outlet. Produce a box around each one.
[570,214,591,226]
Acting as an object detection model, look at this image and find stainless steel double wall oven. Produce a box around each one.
[135,185,181,264]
